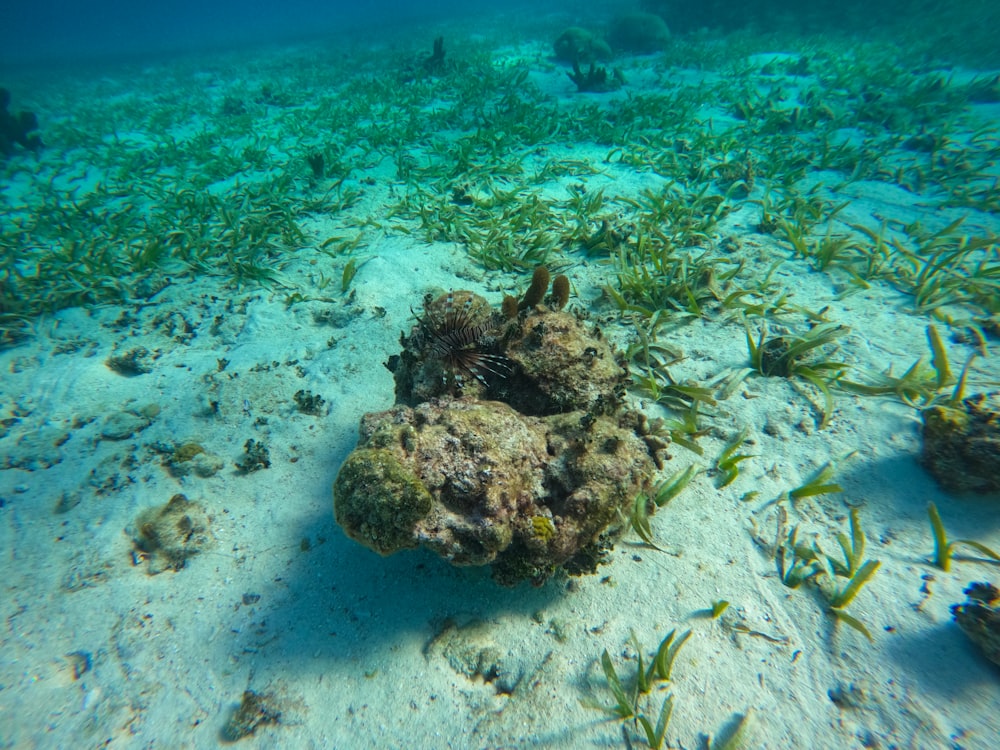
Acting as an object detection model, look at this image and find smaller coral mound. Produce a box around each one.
[921,393,1000,494]
[0,87,42,159]
[952,582,1000,668]
[390,289,510,405]
[389,270,629,417]
[607,12,671,54]
[131,494,211,574]
[504,307,628,415]
[553,27,612,65]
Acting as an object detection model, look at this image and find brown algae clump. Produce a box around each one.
[333,448,434,556]
[132,494,211,574]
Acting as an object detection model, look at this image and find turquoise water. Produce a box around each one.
[1,3,998,748]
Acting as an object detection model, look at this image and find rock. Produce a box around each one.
[334,399,654,586]
[553,27,613,65]
[100,411,150,440]
[952,582,1000,667]
[921,393,1000,494]
[607,12,671,54]
[504,309,627,415]
[336,275,663,586]
[164,442,225,478]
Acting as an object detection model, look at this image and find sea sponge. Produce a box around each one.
[550,274,571,310]
[501,294,519,320]
[519,266,551,311]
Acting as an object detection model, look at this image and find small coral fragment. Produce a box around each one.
[236,439,271,473]
[921,393,1000,493]
[221,690,282,741]
[166,442,224,478]
[531,515,556,542]
[173,442,205,463]
[132,494,211,574]
[105,347,154,376]
[952,582,1000,667]
[293,389,326,416]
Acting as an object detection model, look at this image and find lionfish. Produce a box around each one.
[413,291,513,389]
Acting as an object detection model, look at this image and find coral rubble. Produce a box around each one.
[921,393,1000,494]
[131,494,211,574]
[952,582,1000,668]
[335,270,662,585]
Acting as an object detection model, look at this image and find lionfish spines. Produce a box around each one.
[416,290,512,389]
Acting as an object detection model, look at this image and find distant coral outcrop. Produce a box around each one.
[0,87,42,158]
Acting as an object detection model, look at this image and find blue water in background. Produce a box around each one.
[0,0,528,66]
[5,1,996,70]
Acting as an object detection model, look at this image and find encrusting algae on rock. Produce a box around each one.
[334,268,666,585]
[921,392,1000,494]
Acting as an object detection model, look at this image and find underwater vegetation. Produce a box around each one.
[0,11,998,748]
[584,626,752,749]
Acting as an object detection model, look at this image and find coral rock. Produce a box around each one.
[553,27,613,65]
[921,393,1000,494]
[952,582,1000,667]
[333,399,654,585]
[342,280,660,586]
[504,309,627,415]
[607,12,671,54]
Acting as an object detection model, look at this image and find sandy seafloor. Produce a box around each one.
[1,11,999,750]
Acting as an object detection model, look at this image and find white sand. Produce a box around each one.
[1,20,999,750]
